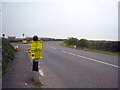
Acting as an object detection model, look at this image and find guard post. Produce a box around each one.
[30,35,43,82]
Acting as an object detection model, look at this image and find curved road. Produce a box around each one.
[3,41,119,88]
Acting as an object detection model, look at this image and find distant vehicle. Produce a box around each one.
[22,40,27,44]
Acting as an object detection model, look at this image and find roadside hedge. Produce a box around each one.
[64,37,120,53]
[2,38,16,74]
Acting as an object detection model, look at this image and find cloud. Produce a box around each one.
[2,0,119,40]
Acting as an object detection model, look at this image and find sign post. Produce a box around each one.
[30,35,43,82]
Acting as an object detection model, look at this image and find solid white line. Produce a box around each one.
[39,69,44,76]
[77,55,119,68]
[61,50,119,68]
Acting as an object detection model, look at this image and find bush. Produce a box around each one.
[64,37,120,53]
[2,38,16,74]
[65,37,78,45]
[78,39,89,49]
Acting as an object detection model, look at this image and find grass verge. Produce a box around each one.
[2,38,17,74]
[0,39,2,78]
[59,43,120,56]
[33,80,43,87]
[10,42,23,44]
[10,41,30,44]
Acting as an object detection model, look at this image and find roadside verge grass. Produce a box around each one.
[10,42,23,44]
[2,39,17,74]
[59,43,120,56]
[32,79,43,87]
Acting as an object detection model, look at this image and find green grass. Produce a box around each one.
[2,39,17,74]
[0,39,2,78]
[11,41,30,44]
[10,42,29,44]
[59,43,120,56]
[10,42,23,44]
[86,48,120,55]
[59,43,74,48]
[33,80,43,87]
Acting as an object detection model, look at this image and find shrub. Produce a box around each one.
[2,38,16,74]
[64,37,120,53]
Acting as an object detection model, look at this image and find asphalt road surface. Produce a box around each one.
[3,41,119,88]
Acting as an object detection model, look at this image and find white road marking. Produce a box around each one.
[24,82,28,86]
[68,52,77,56]
[39,69,44,76]
[61,51,67,53]
[77,55,119,68]
[61,50,119,68]
[49,46,56,49]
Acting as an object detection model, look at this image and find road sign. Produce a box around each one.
[30,40,43,60]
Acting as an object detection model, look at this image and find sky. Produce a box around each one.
[1,0,119,41]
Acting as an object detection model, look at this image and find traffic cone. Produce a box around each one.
[16,45,19,50]
[74,45,76,50]
[14,44,19,51]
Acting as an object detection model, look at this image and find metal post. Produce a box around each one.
[32,35,40,82]
[32,60,39,82]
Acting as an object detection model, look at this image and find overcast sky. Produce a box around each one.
[1,0,119,40]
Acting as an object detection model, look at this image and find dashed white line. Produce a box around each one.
[61,51,67,53]
[68,52,77,56]
[49,46,56,49]
[61,51,119,68]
